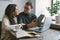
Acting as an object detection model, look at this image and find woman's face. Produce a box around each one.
[13,6,19,16]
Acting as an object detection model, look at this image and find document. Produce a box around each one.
[16,29,40,38]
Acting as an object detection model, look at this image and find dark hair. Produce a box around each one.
[5,4,17,25]
[25,2,33,9]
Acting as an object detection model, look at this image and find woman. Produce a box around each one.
[1,4,20,40]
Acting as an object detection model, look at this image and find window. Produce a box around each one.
[51,0,60,20]
[36,0,51,17]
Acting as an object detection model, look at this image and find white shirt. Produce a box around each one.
[2,15,22,31]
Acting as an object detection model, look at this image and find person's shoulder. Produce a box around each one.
[3,15,8,19]
[19,12,24,16]
[30,13,36,16]
[2,15,9,20]
[19,12,24,15]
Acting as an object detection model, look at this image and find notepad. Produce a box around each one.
[16,29,40,38]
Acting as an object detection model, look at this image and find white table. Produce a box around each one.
[50,21,60,30]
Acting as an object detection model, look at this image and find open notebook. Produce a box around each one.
[16,29,40,38]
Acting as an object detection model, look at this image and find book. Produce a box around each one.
[16,29,40,38]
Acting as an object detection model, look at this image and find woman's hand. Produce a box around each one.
[14,24,22,31]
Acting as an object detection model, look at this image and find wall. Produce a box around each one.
[0,0,28,21]
[36,0,51,17]
[29,0,51,17]
[0,0,51,21]
[0,1,11,21]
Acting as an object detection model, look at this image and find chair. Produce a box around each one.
[0,21,2,35]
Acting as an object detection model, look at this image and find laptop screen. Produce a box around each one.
[37,14,44,27]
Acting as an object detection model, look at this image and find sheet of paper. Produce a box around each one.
[16,29,32,38]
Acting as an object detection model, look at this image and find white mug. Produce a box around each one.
[56,16,60,24]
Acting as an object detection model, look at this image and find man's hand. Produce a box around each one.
[27,19,38,28]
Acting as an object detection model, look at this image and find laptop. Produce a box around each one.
[37,14,44,27]
[28,17,52,33]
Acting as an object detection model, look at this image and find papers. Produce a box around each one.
[16,29,32,38]
[16,29,40,38]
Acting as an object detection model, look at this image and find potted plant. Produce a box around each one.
[47,0,60,24]
[47,0,60,16]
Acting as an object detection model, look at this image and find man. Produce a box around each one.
[17,2,38,30]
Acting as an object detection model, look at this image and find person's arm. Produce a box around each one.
[3,18,21,31]
[17,15,28,30]
[17,14,37,30]
[18,19,37,30]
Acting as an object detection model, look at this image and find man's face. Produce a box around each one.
[24,5,32,14]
